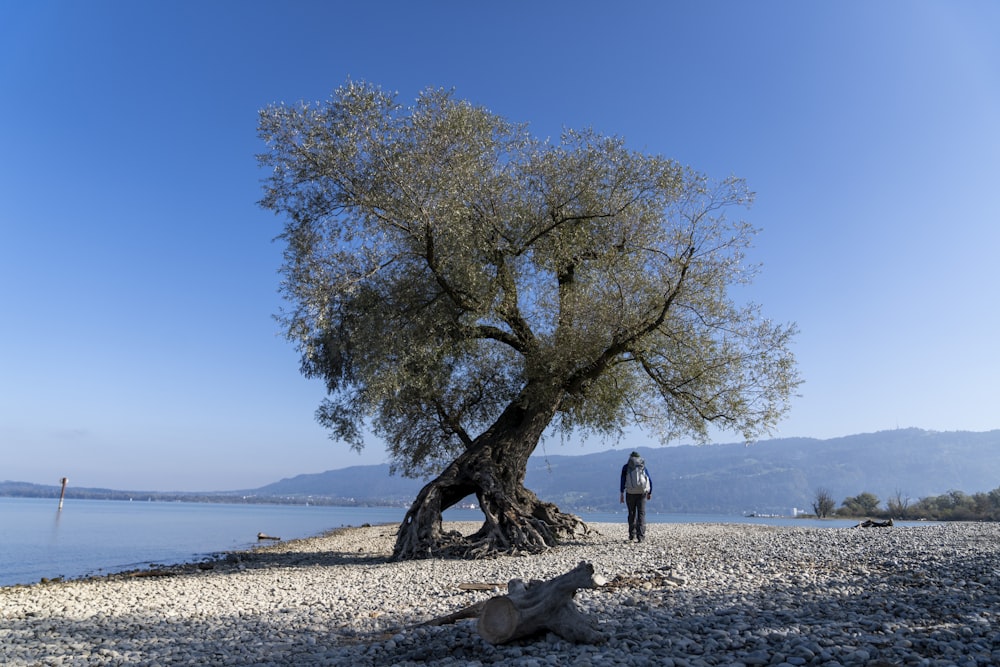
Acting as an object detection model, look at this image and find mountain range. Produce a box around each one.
[250,428,1000,514]
[5,429,999,514]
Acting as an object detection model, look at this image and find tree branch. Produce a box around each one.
[564,245,695,395]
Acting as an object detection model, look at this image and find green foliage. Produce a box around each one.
[908,488,1000,521]
[258,80,800,478]
[833,486,1000,521]
[838,491,881,516]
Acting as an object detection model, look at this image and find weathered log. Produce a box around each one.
[458,582,506,591]
[413,583,505,628]
[477,561,607,644]
[257,532,281,540]
[419,600,488,627]
[855,518,893,528]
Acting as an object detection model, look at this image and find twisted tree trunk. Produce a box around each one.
[393,383,588,560]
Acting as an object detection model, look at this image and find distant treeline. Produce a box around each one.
[816,487,1000,521]
[0,483,406,507]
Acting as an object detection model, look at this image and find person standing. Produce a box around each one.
[620,451,653,542]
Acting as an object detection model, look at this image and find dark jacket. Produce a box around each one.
[620,453,653,494]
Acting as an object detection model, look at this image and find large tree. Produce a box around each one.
[258,81,800,560]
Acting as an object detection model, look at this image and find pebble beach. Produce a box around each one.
[2,521,998,667]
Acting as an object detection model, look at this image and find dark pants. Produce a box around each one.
[626,492,647,541]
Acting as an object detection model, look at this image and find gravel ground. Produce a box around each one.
[2,521,998,666]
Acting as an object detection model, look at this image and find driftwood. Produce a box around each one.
[417,563,606,642]
[416,583,506,628]
[855,518,893,528]
[419,599,488,627]
[457,582,506,591]
[257,532,281,540]
[477,561,607,644]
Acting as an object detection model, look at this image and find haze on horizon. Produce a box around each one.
[2,1,999,491]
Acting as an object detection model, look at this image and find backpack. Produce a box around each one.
[625,459,650,494]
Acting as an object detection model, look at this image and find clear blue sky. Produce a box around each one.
[2,1,998,491]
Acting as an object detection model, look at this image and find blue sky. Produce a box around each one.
[2,1,998,491]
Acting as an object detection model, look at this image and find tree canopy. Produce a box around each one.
[259,81,802,559]
[258,81,800,483]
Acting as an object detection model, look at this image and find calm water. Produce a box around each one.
[1,497,865,587]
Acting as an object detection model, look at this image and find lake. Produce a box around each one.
[1,497,867,587]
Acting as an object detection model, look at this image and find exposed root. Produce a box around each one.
[395,498,589,561]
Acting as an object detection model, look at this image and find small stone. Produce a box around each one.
[743,650,770,665]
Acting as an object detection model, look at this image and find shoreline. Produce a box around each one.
[3,521,998,666]
[0,514,945,591]
[1,498,948,590]
[0,521,405,591]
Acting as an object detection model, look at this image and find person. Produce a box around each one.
[620,451,653,542]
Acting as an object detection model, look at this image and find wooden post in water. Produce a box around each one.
[58,477,68,510]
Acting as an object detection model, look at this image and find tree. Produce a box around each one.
[886,489,911,519]
[812,488,836,518]
[257,81,800,560]
[840,492,881,516]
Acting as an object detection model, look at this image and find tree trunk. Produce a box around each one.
[392,383,589,560]
[478,561,607,644]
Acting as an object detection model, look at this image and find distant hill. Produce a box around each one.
[249,464,424,505]
[526,428,1000,513]
[4,429,999,514]
[247,428,1000,514]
